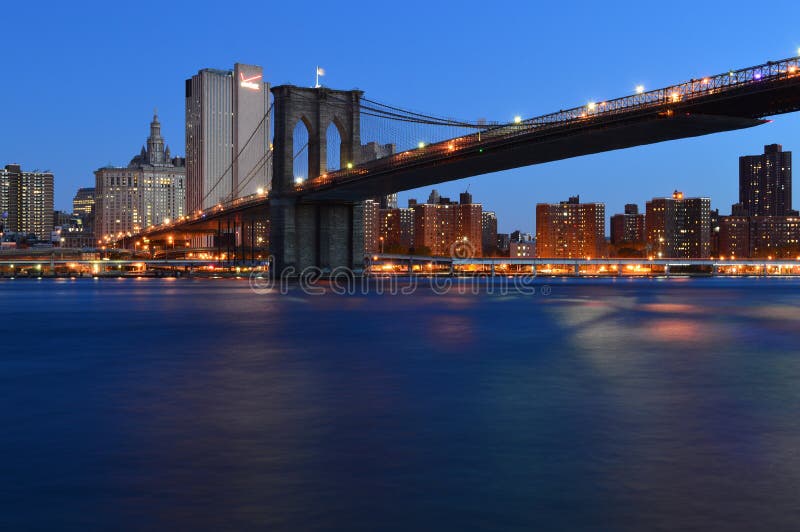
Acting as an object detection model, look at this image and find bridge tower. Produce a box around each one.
[270,86,365,275]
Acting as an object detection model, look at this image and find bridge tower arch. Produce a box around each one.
[270,86,365,275]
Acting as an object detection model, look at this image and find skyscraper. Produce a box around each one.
[610,204,644,245]
[645,191,711,258]
[72,188,95,218]
[95,113,186,241]
[1,164,54,240]
[0,167,9,233]
[185,63,270,212]
[481,211,498,256]
[412,190,483,257]
[379,207,414,252]
[536,196,605,258]
[739,144,793,217]
[364,198,380,254]
[610,203,645,256]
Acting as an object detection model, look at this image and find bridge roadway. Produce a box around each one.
[134,55,800,245]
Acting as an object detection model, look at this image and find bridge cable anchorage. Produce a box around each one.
[200,102,274,207]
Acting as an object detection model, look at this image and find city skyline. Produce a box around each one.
[3,1,800,232]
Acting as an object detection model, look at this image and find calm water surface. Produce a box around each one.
[2,277,800,531]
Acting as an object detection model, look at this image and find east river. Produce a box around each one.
[2,277,800,530]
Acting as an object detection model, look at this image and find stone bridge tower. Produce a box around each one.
[270,86,365,275]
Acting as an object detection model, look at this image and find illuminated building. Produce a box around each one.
[359,146,396,254]
[95,113,186,242]
[185,64,270,212]
[510,230,534,243]
[456,191,483,257]
[610,203,645,257]
[412,189,483,257]
[0,167,9,233]
[379,207,414,252]
[610,204,645,245]
[749,216,800,257]
[717,145,799,258]
[645,191,711,258]
[510,241,535,258]
[72,188,95,218]
[739,144,794,217]
[536,196,605,258]
[496,233,510,255]
[481,211,497,256]
[718,216,750,258]
[1,164,54,240]
[364,198,380,253]
[70,187,96,236]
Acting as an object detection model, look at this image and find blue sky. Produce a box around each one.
[2,0,799,232]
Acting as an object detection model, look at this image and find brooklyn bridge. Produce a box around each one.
[120,55,800,273]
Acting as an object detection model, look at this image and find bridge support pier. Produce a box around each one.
[270,198,364,276]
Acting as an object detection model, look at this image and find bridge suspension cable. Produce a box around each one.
[200,102,274,207]
[359,97,493,129]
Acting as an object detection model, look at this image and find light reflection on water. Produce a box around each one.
[1,277,800,531]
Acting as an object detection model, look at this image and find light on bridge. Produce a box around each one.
[635,85,645,94]
[294,176,304,185]
[513,115,522,124]
[346,162,353,169]
[587,102,597,111]
[418,141,426,149]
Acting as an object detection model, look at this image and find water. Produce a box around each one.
[2,277,800,531]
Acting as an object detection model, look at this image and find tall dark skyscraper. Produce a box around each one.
[739,144,793,217]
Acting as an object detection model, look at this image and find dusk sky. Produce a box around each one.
[2,0,799,232]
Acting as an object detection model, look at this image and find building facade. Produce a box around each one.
[718,216,751,258]
[186,63,270,212]
[95,113,186,242]
[536,196,605,258]
[739,144,794,217]
[510,241,535,258]
[379,207,414,252]
[610,204,645,245]
[645,191,711,258]
[411,190,483,257]
[73,188,95,218]
[481,211,498,256]
[1,164,54,240]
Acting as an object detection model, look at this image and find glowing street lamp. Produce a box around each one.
[635,85,645,94]
[513,115,522,124]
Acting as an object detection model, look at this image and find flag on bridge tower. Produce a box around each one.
[315,66,325,88]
